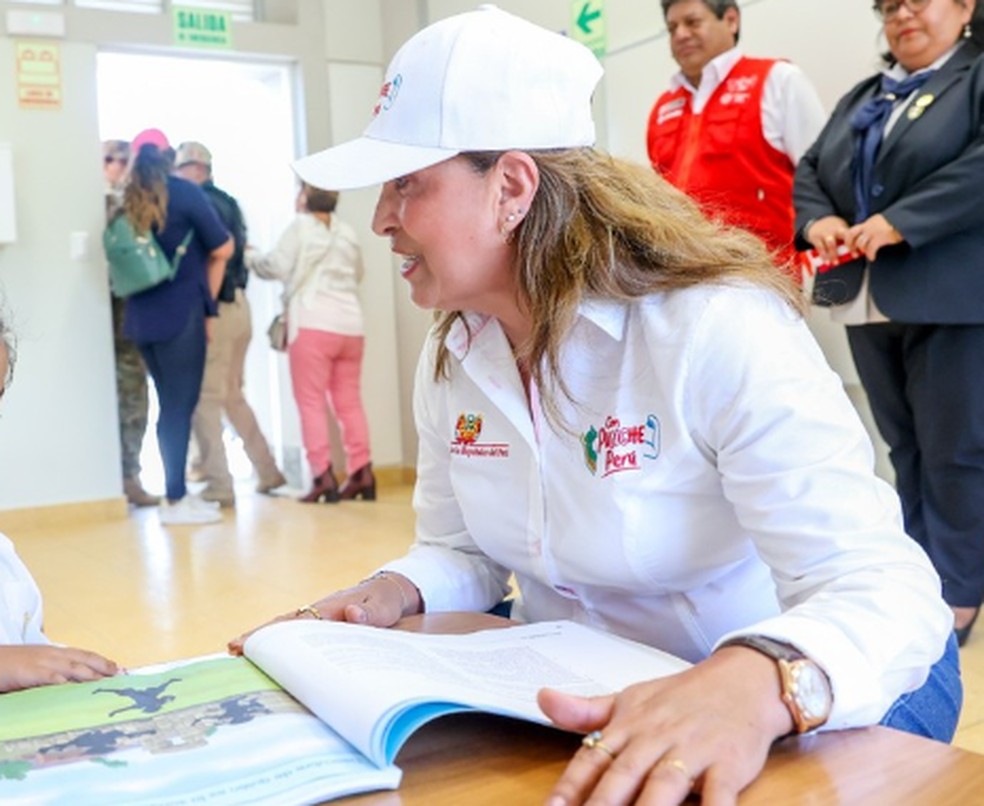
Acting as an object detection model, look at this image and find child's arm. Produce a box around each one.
[0,645,119,693]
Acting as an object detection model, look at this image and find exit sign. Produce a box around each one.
[173,6,233,50]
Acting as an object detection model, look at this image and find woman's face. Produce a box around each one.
[885,0,973,72]
[372,157,519,319]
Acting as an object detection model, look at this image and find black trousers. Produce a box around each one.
[848,322,984,606]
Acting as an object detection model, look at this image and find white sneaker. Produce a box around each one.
[159,495,223,525]
[190,493,222,511]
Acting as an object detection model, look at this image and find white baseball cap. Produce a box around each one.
[293,5,603,191]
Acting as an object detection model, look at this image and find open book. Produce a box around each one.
[0,619,690,805]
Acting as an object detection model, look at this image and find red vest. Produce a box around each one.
[647,57,798,273]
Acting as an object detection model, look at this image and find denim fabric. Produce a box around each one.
[138,307,207,501]
[879,632,962,742]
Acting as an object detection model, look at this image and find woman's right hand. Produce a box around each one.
[805,215,852,265]
[227,572,419,655]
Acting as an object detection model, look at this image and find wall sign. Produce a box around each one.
[15,41,62,110]
[173,6,234,50]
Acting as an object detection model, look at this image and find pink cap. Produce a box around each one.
[130,128,170,154]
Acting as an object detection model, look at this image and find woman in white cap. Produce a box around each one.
[232,7,959,803]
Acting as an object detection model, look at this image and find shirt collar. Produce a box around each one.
[670,46,743,94]
[445,300,628,361]
[886,43,960,81]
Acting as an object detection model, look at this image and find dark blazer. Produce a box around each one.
[793,41,984,322]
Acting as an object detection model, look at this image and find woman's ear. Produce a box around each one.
[495,151,539,230]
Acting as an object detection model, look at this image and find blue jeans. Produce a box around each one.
[138,308,207,501]
[879,632,962,742]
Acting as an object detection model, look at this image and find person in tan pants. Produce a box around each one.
[175,141,285,506]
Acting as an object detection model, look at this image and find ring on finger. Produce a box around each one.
[295,604,323,620]
[581,730,616,760]
[656,756,694,787]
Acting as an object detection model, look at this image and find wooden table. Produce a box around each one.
[333,614,984,804]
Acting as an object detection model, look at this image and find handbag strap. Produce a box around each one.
[282,218,336,307]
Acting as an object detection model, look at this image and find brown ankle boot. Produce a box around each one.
[300,467,340,503]
[338,463,376,501]
[124,477,160,507]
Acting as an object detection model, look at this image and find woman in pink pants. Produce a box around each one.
[247,186,374,503]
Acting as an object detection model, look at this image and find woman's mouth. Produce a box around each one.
[399,255,420,278]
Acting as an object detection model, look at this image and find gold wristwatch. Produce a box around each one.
[719,635,833,734]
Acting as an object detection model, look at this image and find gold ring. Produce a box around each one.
[581,730,616,759]
[295,605,323,620]
[657,757,694,786]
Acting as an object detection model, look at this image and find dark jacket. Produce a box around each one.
[202,180,248,303]
[793,41,984,322]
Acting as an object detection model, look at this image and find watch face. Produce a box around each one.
[795,662,832,720]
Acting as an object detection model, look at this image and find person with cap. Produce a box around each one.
[174,141,286,507]
[230,7,958,803]
[102,139,158,508]
[647,0,826,276]
[117,128,233,526]
[245,184,374,504]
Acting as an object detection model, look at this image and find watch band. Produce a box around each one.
[718,634,833,734]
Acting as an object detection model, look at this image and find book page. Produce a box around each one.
[244,619,690,767]
[0,654,400,806]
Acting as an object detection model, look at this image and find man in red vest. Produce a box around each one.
[647,0,826,275]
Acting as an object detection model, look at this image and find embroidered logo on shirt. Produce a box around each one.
[581,415,661,477]
[450,413,510,458]
[720,74,758,106]
[657,97,687,125]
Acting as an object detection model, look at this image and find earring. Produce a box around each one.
[500,209,524,242]
[965,22,972,38]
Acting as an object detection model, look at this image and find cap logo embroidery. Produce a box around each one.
[373,74,403,116]
[581,415,660,477]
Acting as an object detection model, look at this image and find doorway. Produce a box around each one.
[96,51,301,494]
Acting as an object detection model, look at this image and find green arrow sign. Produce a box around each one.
[570,0,606,58]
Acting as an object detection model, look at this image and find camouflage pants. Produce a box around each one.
[113,300,149,479]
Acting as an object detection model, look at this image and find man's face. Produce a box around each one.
[175,162,209,185]
[665,1,739,84]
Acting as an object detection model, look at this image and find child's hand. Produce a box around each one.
[0,645,120,693]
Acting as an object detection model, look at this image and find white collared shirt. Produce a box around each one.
[0,532,46,645]
[672,47,827,163]
[384,283,951,730]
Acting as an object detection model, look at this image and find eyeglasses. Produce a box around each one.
[103,155,127,165]
[873,0,932,22]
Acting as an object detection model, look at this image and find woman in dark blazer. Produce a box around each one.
[794,0,984,645]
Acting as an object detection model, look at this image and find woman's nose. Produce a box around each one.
[372,185,397,236]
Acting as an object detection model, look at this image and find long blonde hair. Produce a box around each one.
[433,148,804,425]
[122,144,171,233]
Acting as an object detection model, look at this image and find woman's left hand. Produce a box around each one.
[539,647,793,805]
[845,214,903,262]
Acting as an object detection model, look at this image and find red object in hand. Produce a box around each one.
[803,244,858,275]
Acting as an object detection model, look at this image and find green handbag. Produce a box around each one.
[103,215,193,298]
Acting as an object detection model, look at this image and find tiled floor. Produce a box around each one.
[8,482,984,755]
